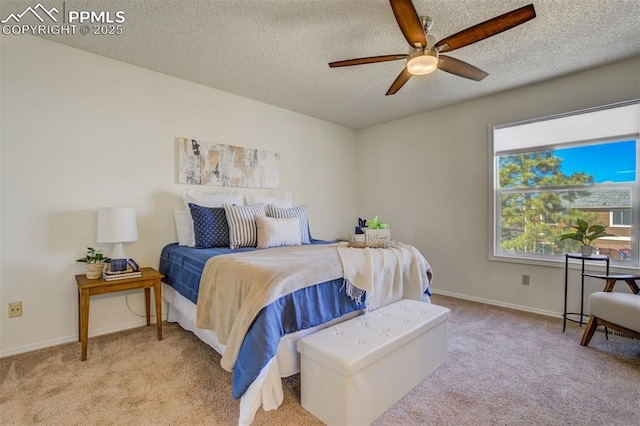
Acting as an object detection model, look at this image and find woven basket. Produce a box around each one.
[85,263,105,279]
[347,240,394,249]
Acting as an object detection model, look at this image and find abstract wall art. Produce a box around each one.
[177,137,280,189]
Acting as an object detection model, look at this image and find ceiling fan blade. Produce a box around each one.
[435,4,536,53]
[390,0,427,48]
[329,54,408,68]
[386,67,412,96]
[438,55,489,81]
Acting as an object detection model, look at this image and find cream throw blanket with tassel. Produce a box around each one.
[196,244,343,372]
[337,242,431,311]
[195,242,431,372]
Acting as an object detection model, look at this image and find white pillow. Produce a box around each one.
[183,189,244,208]
[223,203,266,249]
[256,216,302,249]
[173,209,195,246]
[265,204,311,244]
[245,192,293,208]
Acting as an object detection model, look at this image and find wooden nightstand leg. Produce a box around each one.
[80,289,90,361]
[77,289,81,342]
[144,287,151,326]
[154,280,162,340]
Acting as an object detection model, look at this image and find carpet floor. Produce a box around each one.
[1,294,638,425]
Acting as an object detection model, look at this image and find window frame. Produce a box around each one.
[489,100,640,270]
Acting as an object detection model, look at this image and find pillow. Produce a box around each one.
[223,203,266,249]
[245,192,293,208]
[188,204,230,248]
[180,190,244,247]
[183,189,244,208]
[265,204,311,244]
[173,209,195,246]
[256,216,302,248]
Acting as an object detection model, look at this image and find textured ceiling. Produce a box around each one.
[6,0,640,129]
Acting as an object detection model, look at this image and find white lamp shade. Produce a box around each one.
[97,207,138,243]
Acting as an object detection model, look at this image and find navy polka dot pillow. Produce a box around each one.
[188,203,230,248]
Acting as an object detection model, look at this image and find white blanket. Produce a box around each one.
[337,242,432,310]
[195,242,431,373]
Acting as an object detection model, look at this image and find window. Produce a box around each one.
[611,210,631,227]
[492,100,639,267]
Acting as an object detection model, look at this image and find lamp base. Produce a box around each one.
[110,243,127,260]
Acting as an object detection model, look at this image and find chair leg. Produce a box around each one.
[580,316,599,346]
[624,279,640,294]
[602,279,617,292]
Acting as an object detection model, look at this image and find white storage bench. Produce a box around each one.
[297,299,450,425]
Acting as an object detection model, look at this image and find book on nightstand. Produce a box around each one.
[103,272,142,281]
[103,267,142,281]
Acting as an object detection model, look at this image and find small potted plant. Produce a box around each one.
[76,247,110,279]
[364,216,390,243]
[557,219,613,256]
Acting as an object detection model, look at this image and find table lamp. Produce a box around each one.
[97,207,138,270]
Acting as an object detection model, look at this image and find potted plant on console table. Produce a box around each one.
[76,247,110,279]
[557,219,613,257]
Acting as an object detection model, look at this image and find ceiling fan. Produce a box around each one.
[329,0,536,95]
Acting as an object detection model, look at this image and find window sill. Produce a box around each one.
[489,253,640,272]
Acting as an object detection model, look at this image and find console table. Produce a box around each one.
[563,253,609,332]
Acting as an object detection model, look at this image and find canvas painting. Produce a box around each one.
[177,137,280,189]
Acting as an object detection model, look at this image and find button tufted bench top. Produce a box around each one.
[299,299,450,375]
[298,299,451,425]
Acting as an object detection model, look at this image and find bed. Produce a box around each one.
[159,239,432,425]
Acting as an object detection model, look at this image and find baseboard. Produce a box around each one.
[596,327,635,339]
[0,319,152,358]
[2,292,562,358]
[431,289,562,319]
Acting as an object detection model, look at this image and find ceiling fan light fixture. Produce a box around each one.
[329,2,535,95]
[407,49,438,75]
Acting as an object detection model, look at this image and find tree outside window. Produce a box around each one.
[493,101,638,266]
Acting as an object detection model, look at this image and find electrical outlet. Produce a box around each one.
[521,274,530,286]
[9,302,22,318]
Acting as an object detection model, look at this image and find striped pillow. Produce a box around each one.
[223,203,266,249]
[265,204,311,244]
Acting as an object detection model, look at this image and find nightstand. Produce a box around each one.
[75,267,164,361]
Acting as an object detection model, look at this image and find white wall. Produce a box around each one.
[2,34,638,357]
[356,56,640,316]
[0,36,358,356]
